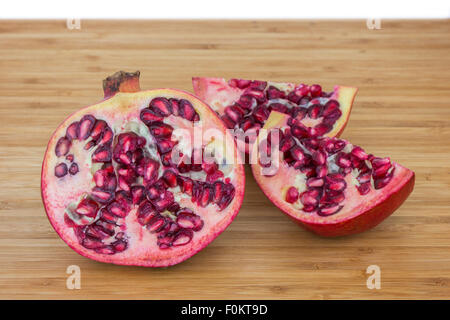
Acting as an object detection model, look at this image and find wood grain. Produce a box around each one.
[0,19,449,299]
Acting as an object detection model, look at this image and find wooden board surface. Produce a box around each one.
[0,20,449,299]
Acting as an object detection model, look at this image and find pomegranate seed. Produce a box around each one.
[157,139,177,154]
[150,97,172,116]
[318,204,343,216]
[85,225,111,239]
[140,108,163,125]
[101,210,118,224]
[232,78,252,89]
[66,122,79,141]
[237,95,256,109]
[290,146,305,163]
[69,162,79,175]
[308,104,323,119]
[137,201,157,225]
[178,176,194,196]
[252,105,269,123]
[162,170,178,188]
[92,146,111,162]
[94,169,108,188]
[176,210,204,231]
[244,88,266,103]
[169,98,180,116]
[316,165,328,178]
[336,152,352,168]
[207,170,224,183]
[81,237,104,249]
[357,182,371,195]
[202,160,218,174]
[374,168,395,189]
[225,105,243,123]
[147,215,167,233]
[269,102,288,114]
[300,189,319,207]
[112,240,127,252]
[118,167,136,183]
[311,123,332,136]
[371,157,390,168]
[266,86,285,99]
[351,146,368,161]
[91,187,114,204]
[66,154,74,162]
[212,181,224,203]
[107,201,128,218]
[90,120,107,141]
[249,80,267,90]
[326,178,347,192]
[153,190,174,211]
[312,150,327,165]
[285,187,299,203]
[99,127,113,145]
[291,124,310,139]
[95,219,116,234]
[84,140,96,151]
[295,84,310,96]
[172,229,194,247]
[55,137,72,157]
[95,246,115,255]
[143,158,160,182]
[217,184,235,211]
[77,115,96,140]
[307,177,324,188]
[76,198,98,217]
[54,163,68,177]
[373,163,391,178]
[279,136,295,152]
[357,172,371,184]
[149,122,173,138]
[179,99,198,121]
[322,100,340,117]
[198,186,212,207]
[309,84,322,97]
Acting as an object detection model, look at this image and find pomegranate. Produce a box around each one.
[251,111,415,237]
[41,71,245,267]
[192,77,357,154]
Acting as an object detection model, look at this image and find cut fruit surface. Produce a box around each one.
[251,111,414,237]
[42,71,245,267]
[192,77,357,154]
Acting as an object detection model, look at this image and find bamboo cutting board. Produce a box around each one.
[0,20,449,299]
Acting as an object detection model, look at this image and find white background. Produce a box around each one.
[0,0,449,19]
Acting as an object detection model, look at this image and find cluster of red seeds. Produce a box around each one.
[221,79,340,139]
[260,125,394,216]
[56,97,236,254]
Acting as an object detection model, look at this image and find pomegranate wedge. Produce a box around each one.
[192,77,357,153]
[251,111,414,237]
[42,71,245,267]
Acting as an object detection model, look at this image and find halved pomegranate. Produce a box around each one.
[251,111,414,237]
[192,77,357,154]
[41,71,245,267]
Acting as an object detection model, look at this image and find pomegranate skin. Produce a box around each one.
[251,111,415,237]
[41,71,245,267]
[286,172,415,237]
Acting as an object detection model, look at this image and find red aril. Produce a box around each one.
[251,111,415,237]
[192,77,357,154]
[41,71,245,267]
